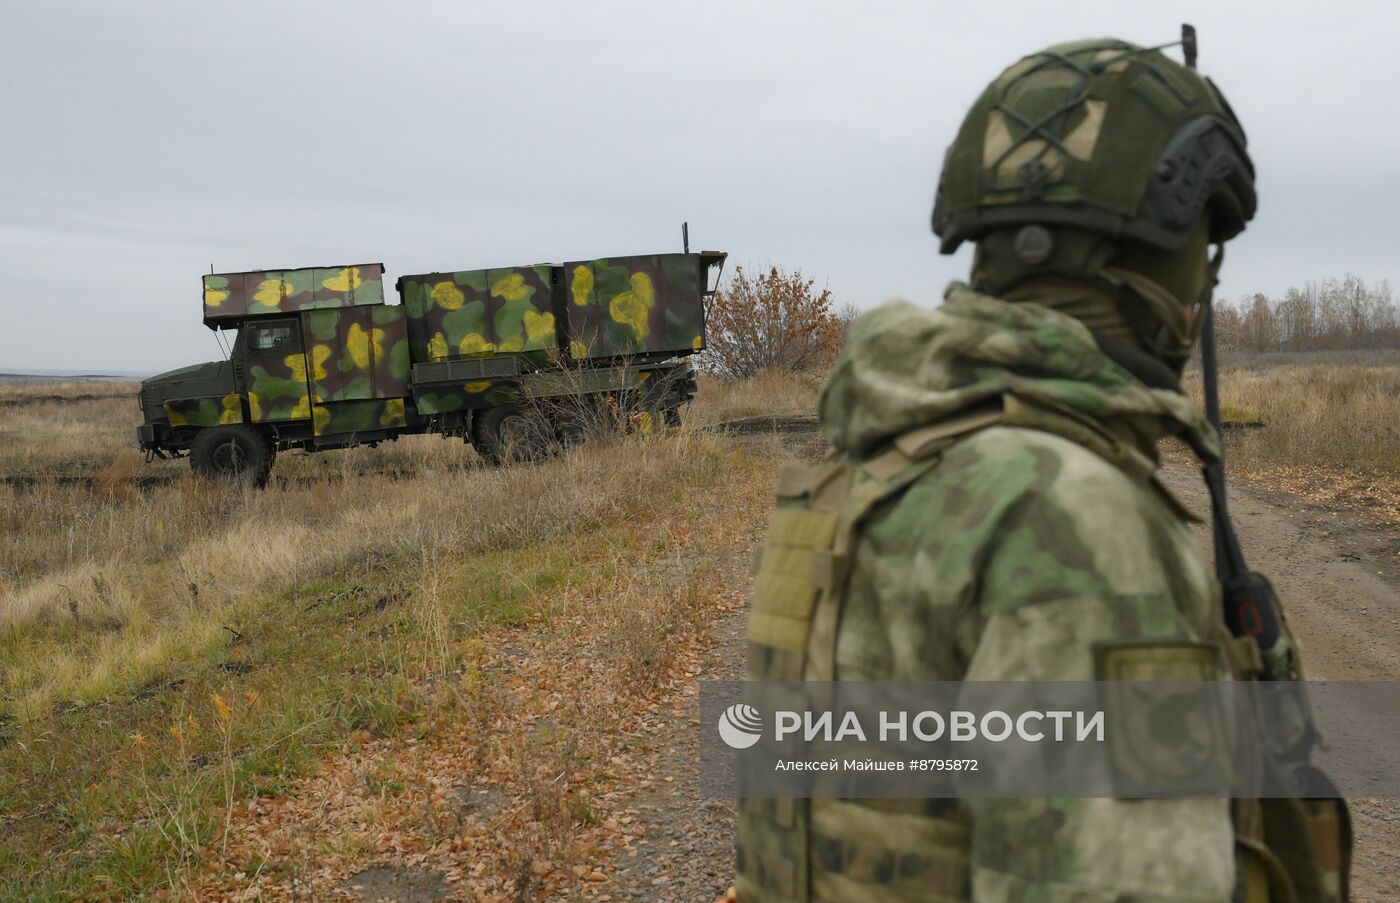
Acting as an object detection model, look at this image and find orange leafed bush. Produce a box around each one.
[701,265,845,378]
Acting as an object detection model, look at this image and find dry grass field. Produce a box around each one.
[0,376,783,898]
[1183,350,1400,519]
[0,357,1396,898]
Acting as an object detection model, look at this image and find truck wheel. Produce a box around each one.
[554,410,588,449]
[473,405,551,464]
[190,424,274,487]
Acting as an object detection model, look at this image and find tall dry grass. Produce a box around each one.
[687,369,823,426]
[0,380,738,718]
[1184,351,1400,475]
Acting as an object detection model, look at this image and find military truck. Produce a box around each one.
[136,252,726,483]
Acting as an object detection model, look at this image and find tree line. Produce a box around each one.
[1214,275,1399,352]
[702,267,1400,378]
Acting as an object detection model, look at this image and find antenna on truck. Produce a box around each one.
[682,221,690,254]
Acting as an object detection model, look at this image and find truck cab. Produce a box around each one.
[137,263,413,483]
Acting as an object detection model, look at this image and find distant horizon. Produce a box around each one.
[0,369,154,379]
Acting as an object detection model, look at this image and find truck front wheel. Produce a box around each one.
[189,424,275,487]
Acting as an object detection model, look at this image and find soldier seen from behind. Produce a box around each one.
[732,34,1350,903]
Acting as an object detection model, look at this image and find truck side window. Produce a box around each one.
[249,322,298,353]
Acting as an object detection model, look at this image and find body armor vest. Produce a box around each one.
[734,393,1350,903]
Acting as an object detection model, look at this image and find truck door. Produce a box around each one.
[237,317,313,424]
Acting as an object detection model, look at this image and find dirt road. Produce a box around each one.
[1161,465,1400,902]
[606,450,1400,901]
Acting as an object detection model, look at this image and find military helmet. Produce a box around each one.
[932,38,1255,254]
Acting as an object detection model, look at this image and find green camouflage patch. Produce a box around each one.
[412,380,518,415]
[163,394,243,427]
[312,398,407,436]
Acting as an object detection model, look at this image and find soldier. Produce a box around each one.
[733,36,1349,903]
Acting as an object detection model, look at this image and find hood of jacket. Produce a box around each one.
[818,283,1219,463]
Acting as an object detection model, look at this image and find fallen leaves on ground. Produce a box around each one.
[187,463,774,901]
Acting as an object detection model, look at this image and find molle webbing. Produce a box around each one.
[739,408,999,903]
[747,402,1006,684]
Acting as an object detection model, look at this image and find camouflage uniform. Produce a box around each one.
[736,35,1346,903]
[739,288,1232,902]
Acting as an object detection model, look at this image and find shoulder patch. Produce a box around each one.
[1095,640,1221,681]
[1094,641,1234,797]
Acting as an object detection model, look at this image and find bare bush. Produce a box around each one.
[700,265,844,379]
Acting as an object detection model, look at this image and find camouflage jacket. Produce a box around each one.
[737,284,1237,903]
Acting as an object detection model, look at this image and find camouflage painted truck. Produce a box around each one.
[136,252,726,483]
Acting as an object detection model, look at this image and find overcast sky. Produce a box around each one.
[2,1,1395,373]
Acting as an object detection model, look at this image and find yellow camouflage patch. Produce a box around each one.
[571,265,594,305]
[322,267,361,292]
[285,345,331,383]
[219,393,242,424]
[288,395,314,422]
[459,333,495,355]
[431,281,465,310]
[609,272,654,340]
[345,323,385,370]
[253,278,290,306]
[379,398,405,427]
[523,310,555,343]
[490,272,528,301]
[310,403,331,434]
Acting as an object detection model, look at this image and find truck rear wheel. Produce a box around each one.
[472,405,553,465]
[190,424,274,487]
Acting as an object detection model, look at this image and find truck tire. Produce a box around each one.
[189,424,275,487]
[472,405,552,465]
